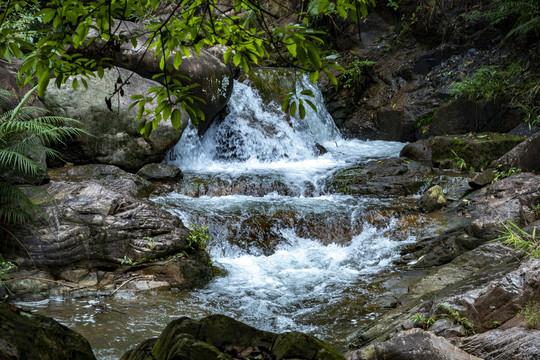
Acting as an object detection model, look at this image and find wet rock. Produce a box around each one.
[418,185,447,212]
[492,130,540,173]
[400,133,525,171]
[412,47,459,75]
[83,20,233,136]
[459,328,540,360]
[423,258,540,335]
[123,314,344,360]
[330,158,435,196]
[1,165,212,299]
[240,68,298,105]
[464,172,540,240]
[43,67,186,172]
[346,328,481,360]
[137,163,183,182]
[468,168,496,189]
[351,243,521,347]
[429,98,523,136]
[0,303,96,360]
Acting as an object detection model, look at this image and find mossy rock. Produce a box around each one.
[271,332,345,360]
[429,133,525,171]
[0,303,96,360]
[125,314,345,360]
[240,68,299,105]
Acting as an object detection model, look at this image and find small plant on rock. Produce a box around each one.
[0,254,16,300]
[438,303,475,335]
[493,164,521,182]
[451,150,467,171]
[411,313,436,330]
[494,221,539,258]
[187,224,211,252]
[519,301,540,328]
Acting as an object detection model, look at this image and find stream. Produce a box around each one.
[28,77,452,359]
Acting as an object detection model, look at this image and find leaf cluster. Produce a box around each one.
[438,303,475,335]
[1,0,376,135]
[487,0,540,41]
[0,87,86,226]
[494,220,539,258]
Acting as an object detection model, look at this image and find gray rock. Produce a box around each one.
[0,303,96,360]
[459,328,540,360]
[1,165,212,297]
[419,185,447,212]
[43,67,186,172]
[469,168,496,189]
[137,163,183,181]
[346,329,481,360]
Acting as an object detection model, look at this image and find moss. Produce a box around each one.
[415,111,435,128]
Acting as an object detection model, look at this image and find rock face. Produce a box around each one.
[84,20,233,136]
[1,165,212,299]
[493,130,540,173]
[42,67,187,172]
[400,133,525,171]
[429,98,523,137]
[121,314,345,360]
[459,328,540,360]
[0,303,96,360]
[330,158,435,196]
[346,328,482,360]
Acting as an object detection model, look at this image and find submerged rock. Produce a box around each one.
[137,163,183,182]
[330,158,435,196]
[346,328,481,360]
[122,314,345,360]
[0,303,96,360]
[418,185,447,212]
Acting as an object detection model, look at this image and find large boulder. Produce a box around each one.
[459,328,540,359]
[346,328,481,360]
[400,133,525,171]
[428,97,523,136]
[83,20,233,136]
[0,303,96,360]
[42,67,187,172]
[122,314,345,360]
[0,165,212,300]
[493,130,540,173]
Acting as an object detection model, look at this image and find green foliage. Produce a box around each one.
[0,254,17,300]
[187,224,211,252]
[494,221,539,258]
[0,3,44,44]
[411,313,436,330]
[438,303,475,335]
[519,301,540,328]
[338,60,375,89]
[281,89,318,120]
[0,0,375,136]
[0,87,86,226]
[451,150,467,171]
[449,64,523,102]
[415,111,434,128]
[387,0,400,11]
[450,64,539,126]
[493,164,521,182]
[120,256,134,265]
[487,0,540,41]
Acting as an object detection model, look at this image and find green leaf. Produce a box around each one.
[289,101,297,117]
[173,51,183,70]
[37,72,50,97]
[309,70,318,84]
[171,109,182,130]
[223,48,233,64]
[233,52,242,67]
[299,102,306,119]
[72,78,78,90]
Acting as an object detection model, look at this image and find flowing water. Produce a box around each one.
[27,77,452,359]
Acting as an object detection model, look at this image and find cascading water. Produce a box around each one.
[28,75,445,360]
